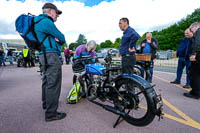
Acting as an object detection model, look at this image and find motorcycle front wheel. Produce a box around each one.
[73,75,90,98]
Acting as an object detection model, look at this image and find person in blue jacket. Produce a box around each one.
[34,3,66,122]
[170,29,193,88]
[139,32,158,83]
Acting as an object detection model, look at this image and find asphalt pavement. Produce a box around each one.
[0,63,200,133]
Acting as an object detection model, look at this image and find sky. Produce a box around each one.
[0,0,200,44]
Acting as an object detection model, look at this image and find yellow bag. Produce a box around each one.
[67,82,82,104]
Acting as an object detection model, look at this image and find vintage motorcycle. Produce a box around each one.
[72,50,163,127]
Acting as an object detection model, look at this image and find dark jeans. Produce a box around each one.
[122,54,136,74]
[189,62,200,97]
[39,53,62,118]
[65,55,70,64]
[175,57,191,85]
[141,61,154,82]
[30,58,35,67]
[0,56,6,66]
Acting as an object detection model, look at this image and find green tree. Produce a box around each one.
[95,44,101,51]
[111,38,121,48]
[69,42,78,50]
[61,43,67,52]
[153,8,200,50]
[100,40,113,48]
[136,8,200,50]
[76,34,87,46]
[68,34,87,50]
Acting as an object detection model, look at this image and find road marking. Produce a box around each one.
[154,75,189,92]
[153,75,200,129]
[139,100,200,129]
[163,98,200,129]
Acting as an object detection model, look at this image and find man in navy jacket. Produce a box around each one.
[170,29,193,88]
[119,18,140,74]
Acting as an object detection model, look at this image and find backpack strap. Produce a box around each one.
[40,34,49,71]
[32,17,50,71]
[32,18,45,44]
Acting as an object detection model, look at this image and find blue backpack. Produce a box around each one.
[15,13,45,50]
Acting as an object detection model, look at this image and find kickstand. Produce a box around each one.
[113,115,124,128]
[113,110,130,128]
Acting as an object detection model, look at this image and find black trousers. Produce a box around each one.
[39,53,62,118]
[189,62,200,97]
[65,55,70,64]
[122,54,136,74]
[24,57,31,67]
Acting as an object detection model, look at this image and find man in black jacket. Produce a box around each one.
[140,32,158,82]
[184,22,200,99]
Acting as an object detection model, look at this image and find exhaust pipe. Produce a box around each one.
[89,100,126,116]
[103,105,126,116]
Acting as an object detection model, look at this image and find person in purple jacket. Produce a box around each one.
[72,40,97,96]
[74,40,97,59]
[74,40,97,60]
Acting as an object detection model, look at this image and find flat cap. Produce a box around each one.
[42,3,62,15]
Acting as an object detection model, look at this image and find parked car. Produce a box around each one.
[96,52,107,58]
[96,48,119,58]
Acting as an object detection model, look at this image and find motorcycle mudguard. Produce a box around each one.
[114,74,152,90]
[113,74,163,117]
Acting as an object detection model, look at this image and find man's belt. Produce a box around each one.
[123,54,135,56]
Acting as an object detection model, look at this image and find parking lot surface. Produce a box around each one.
[0,64,200,133]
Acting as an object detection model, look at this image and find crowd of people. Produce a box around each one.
[0,2,199,122]
[0,46,36,68]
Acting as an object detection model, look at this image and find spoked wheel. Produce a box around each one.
[17,60,20,67]
[116,79,155,126]
[133,65,143,77]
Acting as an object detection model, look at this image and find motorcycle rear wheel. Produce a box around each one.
[116,78,155,126]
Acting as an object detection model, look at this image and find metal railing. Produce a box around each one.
[154,58,186,74]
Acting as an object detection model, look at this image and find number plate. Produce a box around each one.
[154,95,163,110]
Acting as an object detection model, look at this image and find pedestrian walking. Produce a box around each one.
[64,47,70,64]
